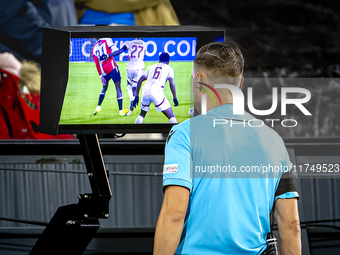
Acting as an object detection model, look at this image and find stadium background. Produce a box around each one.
[1,1,340,254]
[171,0,340,138]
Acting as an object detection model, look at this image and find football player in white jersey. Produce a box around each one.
[109,38,146,115]
[132,53,179,124]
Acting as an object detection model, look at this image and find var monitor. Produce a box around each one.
[39,26,224,134]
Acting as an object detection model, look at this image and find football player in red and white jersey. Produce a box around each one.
[132,53,179,124]
[92,38,128,116]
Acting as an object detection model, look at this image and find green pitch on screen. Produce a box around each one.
[60,62,193,124]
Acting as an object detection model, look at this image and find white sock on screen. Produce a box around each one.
[135,115,144,124]
[169,117,177,123]
[127,85,134,102]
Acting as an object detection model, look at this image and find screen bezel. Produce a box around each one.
[39,26,224,135]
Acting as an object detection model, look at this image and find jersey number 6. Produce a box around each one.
[153,67,162,79]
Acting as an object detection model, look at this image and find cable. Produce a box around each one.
[0,167,162,176]
[0,217,48,226]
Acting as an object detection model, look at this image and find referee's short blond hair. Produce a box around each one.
[194,42,244,78]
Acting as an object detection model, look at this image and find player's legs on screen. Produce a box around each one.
[114,80,125,116]
[126,69,140,113]
[135,109,147,124]
[154,94,177,123]
[111,66,129,116]
[93,75,109,115]
[162,108,177,123]
[126,76,134,115]
[127,83,137,109]
[132,68,143,107]
[126,73,134,99]
[126,76,134,100]
[135,95,150,123]
[129,84,137,111]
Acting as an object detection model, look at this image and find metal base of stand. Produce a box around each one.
[30,134,112,254]
[29,204,99,255]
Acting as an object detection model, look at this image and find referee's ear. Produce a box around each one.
[196,70,207,81]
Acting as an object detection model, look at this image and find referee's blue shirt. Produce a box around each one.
[163,104,299,255]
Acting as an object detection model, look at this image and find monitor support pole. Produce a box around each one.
[30,134,112,254]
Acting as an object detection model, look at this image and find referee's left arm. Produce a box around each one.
[154,186,189,255]
[154,123,192,254]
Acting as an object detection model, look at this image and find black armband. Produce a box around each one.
[275,172,298,198]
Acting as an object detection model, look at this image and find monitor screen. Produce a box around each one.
[61,36,195,125]
[39,26,224,135]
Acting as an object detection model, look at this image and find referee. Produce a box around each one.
[153,42,301,255]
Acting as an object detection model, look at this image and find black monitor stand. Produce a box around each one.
[29,134,112,254]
